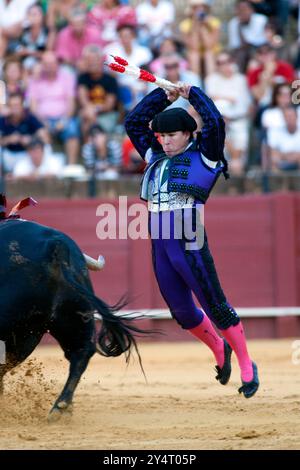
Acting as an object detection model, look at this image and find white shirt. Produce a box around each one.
[105,42,152,88]
[0,0,36,28]
[262,107,300,131]
[228,13,268,49]
[13,150,64,178]
[105,42,152,108]
[205,72,252,120]
[136,0,175,36]
[268,127,300,153]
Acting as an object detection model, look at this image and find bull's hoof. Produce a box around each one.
[48,402,73,423]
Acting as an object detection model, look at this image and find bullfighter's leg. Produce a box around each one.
[165,231,259,398]
[48,308,96,421]
[151,237,231,382]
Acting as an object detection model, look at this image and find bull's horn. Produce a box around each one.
[83,254,105,271]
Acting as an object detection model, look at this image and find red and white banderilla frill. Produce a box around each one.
[106,56,180,92]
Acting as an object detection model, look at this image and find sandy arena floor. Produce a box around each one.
[0,339,300,450]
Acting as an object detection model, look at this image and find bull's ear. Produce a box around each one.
[0,194,7,218]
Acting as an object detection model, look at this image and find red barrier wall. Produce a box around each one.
[26,192,298,312]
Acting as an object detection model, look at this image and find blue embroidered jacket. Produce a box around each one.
[125,86,226,204]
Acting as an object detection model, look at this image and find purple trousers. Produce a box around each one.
[149,209,240,330]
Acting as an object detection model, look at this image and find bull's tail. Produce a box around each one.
[65,269,152,355]
[89,293,147,359]
[95,296,142,357]
[51,236,158,375]
[78,288,153,379]
[98,300,153,380]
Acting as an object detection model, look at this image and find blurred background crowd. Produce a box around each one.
[0,0,299,184]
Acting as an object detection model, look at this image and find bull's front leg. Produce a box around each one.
[0,343,5,394]
[48,345,95,422]
[0,371,4,395]
[0,356,19,396]
[0,364,13,395]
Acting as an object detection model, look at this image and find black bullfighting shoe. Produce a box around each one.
[238,362,259,398]
[215,339,232,385]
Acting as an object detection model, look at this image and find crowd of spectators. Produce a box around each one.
[0,0,299,182]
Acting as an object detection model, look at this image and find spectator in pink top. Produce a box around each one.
[88,0,136,45]
[27,51,80,164]
[55,7,103,68]
[150,37,188,77]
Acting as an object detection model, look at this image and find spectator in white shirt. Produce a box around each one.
[206,51,252,175]
[12,137,64,179]
[267,107,300,171]
[136,0,175,48]
[105,24,152,67]
[105,24,152,111]
[0,0,36,60]
[228,0,268,71]
[261,83,297,133]
[261,82,300,170]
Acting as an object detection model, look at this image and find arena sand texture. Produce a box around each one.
[0,340,299,450]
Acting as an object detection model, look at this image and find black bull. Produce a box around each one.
[0,218,146,420]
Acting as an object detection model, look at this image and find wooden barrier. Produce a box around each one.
[21,192,300,339]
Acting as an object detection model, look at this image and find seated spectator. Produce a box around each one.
[78,45,120,135]
[15,3,50,70]
[105,24,152,111]
[121,136,146,174]
[0,0,36,60]
[27,51,80,164]
[228,0,268,72]
[12,137,64,179]
[247,0,272,15]
[55,7,103,68]
[148,53,202,110]
[261,83,300,170]
[295,0,300,71]
[0,59,25,115]
[266,107,300,171]
[180,0,221,79]
[88,0,136,46]
[105,24,152,67]
[248,0,290,35]
[136,0,175,48]
[82,124,121,179]
[47,0,85,32]
[261,83,296,132]
[150,37,187,76]
[206,51,252,175]
[46,0,89,50]
[247,44,296,108]
[0,80,5,108]
[264,20,285,56]
[0,92,48,174]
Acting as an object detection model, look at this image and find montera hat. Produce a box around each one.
[151,108,197,133]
